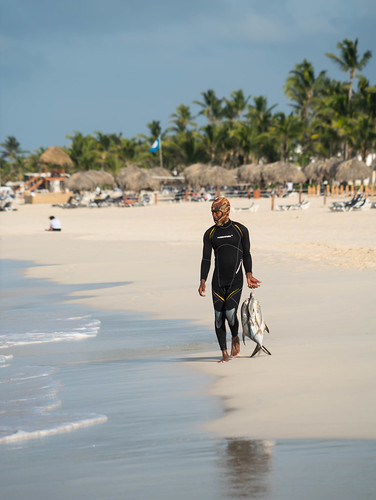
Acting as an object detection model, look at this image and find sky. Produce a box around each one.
[1,0,375,153]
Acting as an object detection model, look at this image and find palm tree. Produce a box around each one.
[94,131,112,169]
[66,131,99,171]
[232,121,254,164]
[246,96,277,162]
[355,76,376,124]
[326,38,372,101]
[200,123,227,165]
[93,132,123,171]
[271,113,302,162]
[168,104,196,134]
[348,114,376,161]
[117,137,139,164]
[246,96,277,132]
[315,79,356,160]
[167,105,202,167]
[0,136,28,180]
[25,146,47,173]
[135,121,164,162]
[193,89,224,125]
[345,76,376,160]
[284,61,328,161]
[146,120,162,141]
[284,59,327,122]
[224,89,251,121]
[167,130,207,166]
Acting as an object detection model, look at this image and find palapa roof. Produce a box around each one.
[304,162,320,182]
[334,159,372,182]
[116,165,158,191]
[304,161,330,183]
[303,157,343,182]
[65,170,115,191]
[320,157,342,180]
[236,164,262,184]
[39,146,74,168]
[183,163,208,188]
[207,166,237,188]
[262,161,306,184]
[150,167,173,178]
[301,157,372,183]
[183,164,237,189]
[149,167,184,187]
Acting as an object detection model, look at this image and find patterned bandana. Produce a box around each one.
[211,197,230,226]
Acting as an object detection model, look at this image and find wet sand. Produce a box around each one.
[1,195,375,439]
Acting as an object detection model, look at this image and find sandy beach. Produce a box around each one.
[1,195,375,441]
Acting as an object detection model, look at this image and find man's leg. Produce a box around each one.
[212,288,229,362]
[225,287,242,357]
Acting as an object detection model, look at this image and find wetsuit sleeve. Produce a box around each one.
[200,229,212,280]
[241,225,253,273]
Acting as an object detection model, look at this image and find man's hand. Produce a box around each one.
[246,272,261,289]
[198,279,206,297]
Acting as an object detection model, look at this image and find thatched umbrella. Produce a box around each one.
[151,167,172,178]
[65,172,95,191]
[65,170,115,192]
[262,161,306,184]
[237,164,262,184]
[304,162,323,183]
[150,167,172,189]
[39,146,74,169]
[183,164,237,189]
[319,157,342,181]
[87,170,115,187]
[116,165,158,191]
[183,163,209,189]
[207,166,237,188]
[333,158,372,184]
[150,167,185,189]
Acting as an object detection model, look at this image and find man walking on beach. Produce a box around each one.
[198,197,261,362]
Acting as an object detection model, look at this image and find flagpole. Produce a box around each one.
[159,135,163,169]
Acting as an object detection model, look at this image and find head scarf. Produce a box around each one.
[211,197,230,226]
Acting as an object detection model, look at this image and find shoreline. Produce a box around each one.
[1,198,375,440]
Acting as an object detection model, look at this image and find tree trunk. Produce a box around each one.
[348,70,354,101]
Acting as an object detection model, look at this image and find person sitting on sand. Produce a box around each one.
[198,197,261,362]
[46,215,62,232]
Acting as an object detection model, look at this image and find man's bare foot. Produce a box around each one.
[218,350,229,363]
[231,336,240,357]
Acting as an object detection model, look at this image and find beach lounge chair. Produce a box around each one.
[0,194,17,211]
[330,193,360,211]
[330,194,366,212]
[276,200,310,211]
[233,202,259,213]
[88,194,111,207]
[54,194,84,208]
[349,196,371,211]
[108,193,124,206]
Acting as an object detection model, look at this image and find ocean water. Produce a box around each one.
[0,260,375,500]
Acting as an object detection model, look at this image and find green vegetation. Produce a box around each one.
[1,39,374,182]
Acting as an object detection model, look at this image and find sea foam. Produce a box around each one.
[0,318,100,348]
[0,314,107,444]
[0,415,108,444]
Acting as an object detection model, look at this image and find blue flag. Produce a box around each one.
[149,137,160,153]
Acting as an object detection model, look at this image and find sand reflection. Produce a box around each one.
[219,439,274,499]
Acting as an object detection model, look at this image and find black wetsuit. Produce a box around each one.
[200,220,252,351]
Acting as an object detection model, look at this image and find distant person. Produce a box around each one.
[47,215,61,232]
[198,197,261,362]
